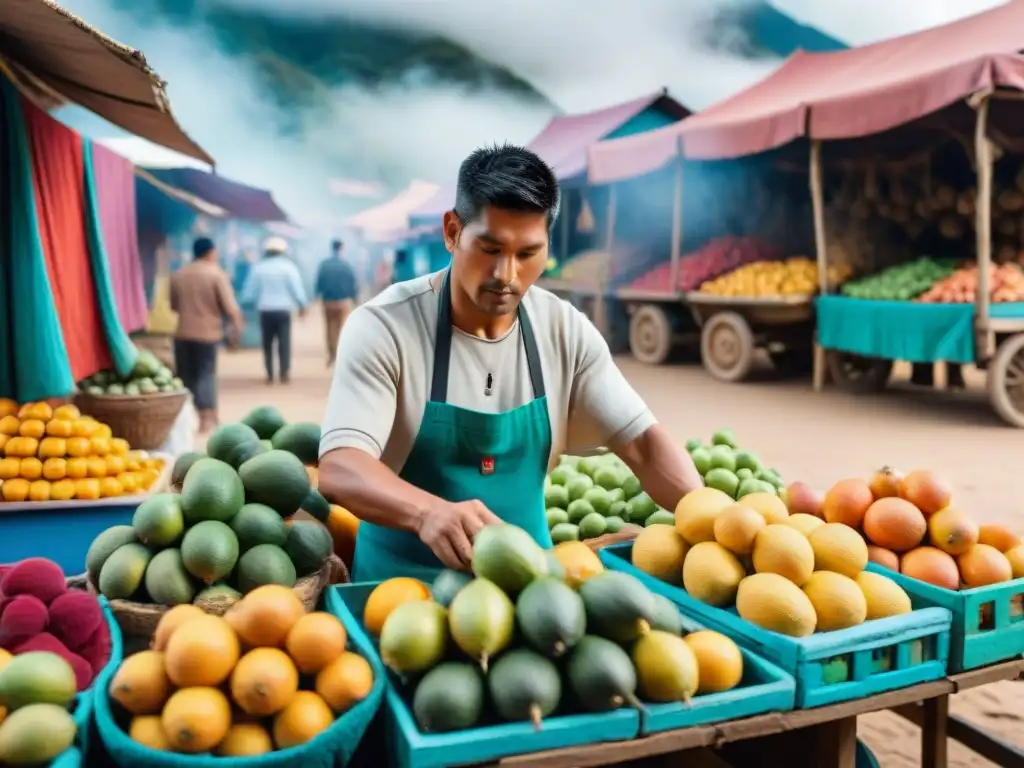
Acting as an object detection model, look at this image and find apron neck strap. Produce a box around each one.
[430,269,546,403]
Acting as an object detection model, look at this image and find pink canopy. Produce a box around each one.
[411,90,687,219]
[589,0,1024,181]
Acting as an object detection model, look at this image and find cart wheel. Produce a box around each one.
[826,351,893,393]
[700,312,755,382]
[988,333,1024,427]
[770,348,814,377]
[629,304,673,365]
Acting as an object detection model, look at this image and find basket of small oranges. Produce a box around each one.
[0,399,168,504]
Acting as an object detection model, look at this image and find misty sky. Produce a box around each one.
[58,0,1007,224]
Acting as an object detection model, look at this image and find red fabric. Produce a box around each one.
[590,1,1024,169]
[21,97,112,381]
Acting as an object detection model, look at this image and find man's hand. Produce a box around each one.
[418,499,504,570]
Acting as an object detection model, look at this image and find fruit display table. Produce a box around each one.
[0,456,171,574]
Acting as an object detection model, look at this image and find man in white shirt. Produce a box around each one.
[317,143,703,582]
[240,236,308,384]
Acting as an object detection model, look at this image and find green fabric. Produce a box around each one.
[352,396,553,583]
[0,78,75,401]
[82,139,138,376]
[816,296,1024,364]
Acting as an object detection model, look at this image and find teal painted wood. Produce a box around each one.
[639,600,795,734]
[333,582,640,768]
[93,590,385,767]
[866,563,1024,672]
[601,544,953,708]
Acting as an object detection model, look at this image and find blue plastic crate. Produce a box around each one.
[93,592,385,767]
[601,543,953,709]
[866,563,1024,672]
[636,599,795,734]
[330,582,640,768]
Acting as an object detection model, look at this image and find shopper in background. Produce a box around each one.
[169,237,243,434]
[240,236,308,384]
[316,239,359,366]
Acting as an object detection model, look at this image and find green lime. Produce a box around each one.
[608,500,628,520]
[621,475,642,500]
[734,451,762,473]
[578,512,608,540]
[607,487,626,504]
[566,475,595,502]
[549,465,576,486]
[576,456,600,478]
[712,428,737,448]
[546,508,569,528]
[583,487,612,516]
[567,498,596,524]
[593,467,623,491]
[645,510,676,527]
[705,468,739,498]
[604,516,625,534]
[550,523,580,544]
[737,478,775,498]
[545,484,570,509]
[685,438,702,452]
[626,492,657,523]
[736,468,753,481]
[690,448,712,476]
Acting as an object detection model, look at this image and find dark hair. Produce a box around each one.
[331,239,343,253]
[453,143,560,229]
[193,237,215,259]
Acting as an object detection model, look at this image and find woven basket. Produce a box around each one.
[85,554,345,647]
[583,524,643,552]
[74,390,188,451]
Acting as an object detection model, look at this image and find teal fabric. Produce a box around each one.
[0,78,75,401]
[353,272,553,583]
[82,139,138,376]
[816,296,1024,364]
[604,106,678,140]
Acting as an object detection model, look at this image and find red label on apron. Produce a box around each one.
[480,457,495,475]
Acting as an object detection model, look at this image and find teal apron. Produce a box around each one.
[352,271,553,583]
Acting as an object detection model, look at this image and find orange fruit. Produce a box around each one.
[74,478,101,500]
[86,457,108,478]
[65,457,88,479]
[69,419,97,438]
[1,478,30,502]
[152,604,206,652]
[0,416,19,436]
[0,457,20,480]
[52,404,80,421]
[45,419,72,438]
[66,437,91,458]
[0,399,17,418]
[272,691,334,748]
[110,437,130,456]
[129,715,171,750]
[27,480,50,502]
[92,423,113,440]
[326,505,360,566]
[117,473,140,494]
[109,650,171,715]
[165,615,240,687]
[42,458,67,481]
[90,436,112,456]
[105,455,127,475]
[225,585,305,648]
[4,437,37,458]
[17,402,52,421]
[18,458,43,481]
[315,651,374,714]
[363,578,430,636]
[230,647,299,716]
[215,723,274,756]
[285,612,347,674]
[99,477,124,498]
[17,419,45,439]
[49,479,75,501]
[161,687,232,754]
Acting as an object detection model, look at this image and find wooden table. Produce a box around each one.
[476,659,1024,768]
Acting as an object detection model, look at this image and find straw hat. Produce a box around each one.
[263,236,289,254]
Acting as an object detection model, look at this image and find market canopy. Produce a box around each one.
[410,90,690,220]
[0,0,213,165]
[588,0,1024,181]
[143,168,289,223]
[346,180,440,242]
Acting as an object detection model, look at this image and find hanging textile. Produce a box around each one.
[82,139,138,375]
[88,141,148,334]
[22,93,112,382]
[0,78,75,401]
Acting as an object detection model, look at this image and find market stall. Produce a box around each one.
[614,3,1024,424]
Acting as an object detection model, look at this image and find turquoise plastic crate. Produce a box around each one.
[330,583,640,768]
[93,592,385,767]
[866,563,1024,672]
[601,543,953,709]
[636,598,795,734]
[68,596,124,762]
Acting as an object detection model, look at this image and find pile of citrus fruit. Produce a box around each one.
[109,585,374,755]
[0,400,165,502]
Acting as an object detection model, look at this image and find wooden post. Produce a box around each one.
[921,695,950,768]
[594,185,617,339]
[809,140,829,391]
[972,89,996,362]
[669,154,684,295]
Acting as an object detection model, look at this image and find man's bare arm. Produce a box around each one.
[612,423,703,512]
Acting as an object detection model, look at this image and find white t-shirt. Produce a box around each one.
[320,272,655,471]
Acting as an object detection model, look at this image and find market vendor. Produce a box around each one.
[318,144,703,582]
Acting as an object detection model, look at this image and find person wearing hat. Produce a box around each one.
[240,236,309,384]
[169,237,243,433]
[317,144,702,582]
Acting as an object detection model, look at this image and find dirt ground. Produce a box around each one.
[213,312,1023,767]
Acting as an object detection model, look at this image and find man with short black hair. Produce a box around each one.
[316,239,359,366]
[318,144,702,581]
[170,237,242,433]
